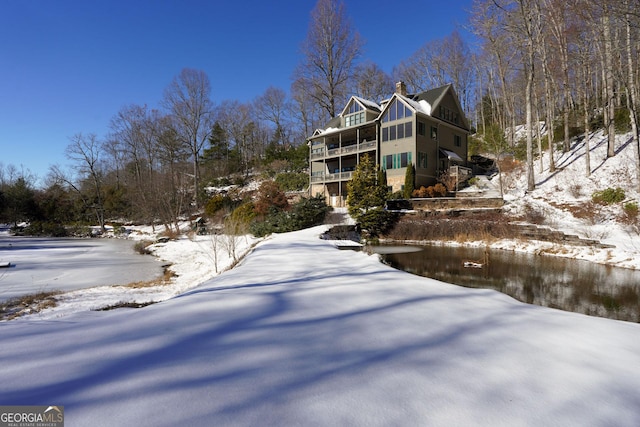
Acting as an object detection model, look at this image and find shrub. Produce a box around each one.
[592,187,626,205]
[390,190,405,200]
[250,195,331,237]
[289,195,332,228]
[21,221,68,237]
[623,201,638,217]
[134,240,154,255]
[620,201,639,229]
[205,195,226,217]
[229,202,256,228]
[412,186,428,198]
[254,181,289,216]
[434,183,447,196]
[411,185,447,198]
[568,183,583,198]
[275,172,309,191]
[523,203,546,225]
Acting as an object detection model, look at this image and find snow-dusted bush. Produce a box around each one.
[592,187,625,205]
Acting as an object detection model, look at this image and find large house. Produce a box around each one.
[308,82,471,207]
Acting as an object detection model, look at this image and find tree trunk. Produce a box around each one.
[623,4,640,191]
[603,13,616,158]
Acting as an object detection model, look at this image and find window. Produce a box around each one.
[381,99,413,123]
[382,152,412,170]
[383,155,393,170]
[405,122,413,138]
[418,121,426,136]
[345,112,364,127]
[438,105,459,125]
[347,101,363,114]
[454,135,461,147]
[431,126,438,140]
[417,152,428,169]
[400,152,409,168]
[382,121,412,142]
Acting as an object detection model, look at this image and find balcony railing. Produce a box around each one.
[310,171,354,183]
[311,140,378,159]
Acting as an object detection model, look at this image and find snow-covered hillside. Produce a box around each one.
[482,129,640,270]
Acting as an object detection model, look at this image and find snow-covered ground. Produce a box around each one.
[468,130,640,270]
[1,225,640,426]
[1,130,639,425]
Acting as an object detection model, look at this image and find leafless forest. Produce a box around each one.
[2,0,639,231]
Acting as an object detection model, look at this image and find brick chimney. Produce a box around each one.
[396,81,407,96]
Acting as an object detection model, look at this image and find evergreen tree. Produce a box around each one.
[3,177,37,226]
[201,122,241,178]
[403,164,415,199]
[347,154,391,238]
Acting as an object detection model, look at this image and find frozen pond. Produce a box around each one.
[0,234,164,302]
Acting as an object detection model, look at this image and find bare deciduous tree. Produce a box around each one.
[163,68,214,209]
[254,86,292,148]
[293,0,363,119]
[64,133,106,231]
[352,61,394,101]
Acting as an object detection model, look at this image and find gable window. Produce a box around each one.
[382,99,413,123]
[347,101,363,114]
[438,105,460,125]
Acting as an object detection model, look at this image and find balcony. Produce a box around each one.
[311,140,377,160]
[310,171,354,183]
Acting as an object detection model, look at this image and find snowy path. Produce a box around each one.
[1,226,639,426]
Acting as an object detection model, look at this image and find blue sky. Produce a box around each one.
[0,0,474,185]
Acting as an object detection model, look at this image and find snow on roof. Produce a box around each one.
[395,93,432,116]
[352,96,381,111]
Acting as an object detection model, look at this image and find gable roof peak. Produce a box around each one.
[339,95,381,117]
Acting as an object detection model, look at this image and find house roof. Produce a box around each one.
[310,83,469,138]
[352,96,381,112]
[410,84,452,106]
[410,84,470,130]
